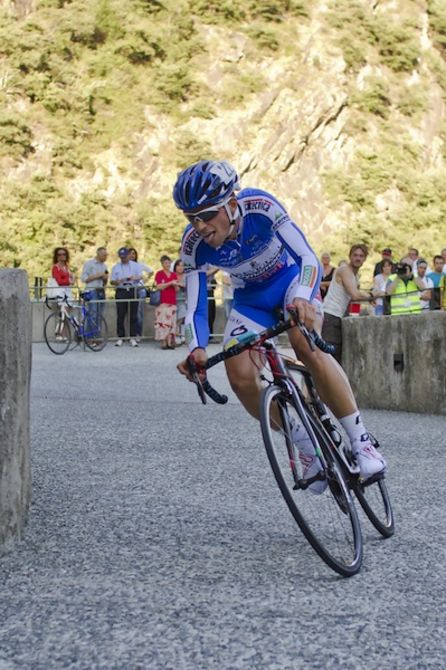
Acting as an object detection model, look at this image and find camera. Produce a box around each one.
[395,262,411,277]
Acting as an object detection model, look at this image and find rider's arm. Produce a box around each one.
[184,270,210,351]
[273,217,321,302]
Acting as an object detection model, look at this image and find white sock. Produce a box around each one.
[339,412,370,453]
[290,420,316,457]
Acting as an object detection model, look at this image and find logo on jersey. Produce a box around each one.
[183,229,201,257]
[301,265,318,287]
[271,214,291,231]
[244,199,272,213]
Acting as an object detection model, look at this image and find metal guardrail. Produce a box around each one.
[30,279,444,311]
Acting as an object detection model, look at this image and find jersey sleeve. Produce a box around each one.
[239,187,321,301]
[269,199,321,302]
[180,225,210,350]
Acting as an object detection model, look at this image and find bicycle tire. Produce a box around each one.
[353,477,394,538]
[44,312,72,355]
[260,384,363,577]
[83,314,108,352]
[285,361,395,539]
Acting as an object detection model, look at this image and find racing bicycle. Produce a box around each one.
[186,308,394,577]
[44,293,108,355]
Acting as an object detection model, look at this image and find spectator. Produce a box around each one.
[110,247,142,348]
[221,270,234,319]
[320,252,335,300]
[400,247,419,270]
[154,255,178,350]
[372,258,393,315]
[128,247,153,342]
[173,259,187,345]
[322,244,376,365]
[80,246,108,323]
[51,247,76,299]
[373,247,396,277]
[427,254,446,310]
[386,262,424,315]
[416,259,433,311]
[441,247,446,273]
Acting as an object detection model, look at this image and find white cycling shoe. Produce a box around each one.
[291,424,327,495]
[353,441,387,480]
[298,449,327,495]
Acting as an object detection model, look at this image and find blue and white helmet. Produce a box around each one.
[173,160,240,211]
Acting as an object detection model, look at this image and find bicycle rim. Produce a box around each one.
[353,477,395,538]
[260,385,363,577]
[44,313,72,355]
[84,314,108,351]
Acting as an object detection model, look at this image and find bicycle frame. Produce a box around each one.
[188,312,362,485]
[54,298,95,344]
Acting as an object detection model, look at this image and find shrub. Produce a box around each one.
[427,0,446,53]
[0,113,34,158]
[351,79,392,118]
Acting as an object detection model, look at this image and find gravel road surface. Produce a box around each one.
[1,342,445,669]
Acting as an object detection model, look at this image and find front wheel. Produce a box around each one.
[44,312,72,355]
[260,384,363,577]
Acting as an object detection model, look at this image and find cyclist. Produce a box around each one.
[173,160,386,492]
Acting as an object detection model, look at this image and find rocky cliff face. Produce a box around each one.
[0,0,445,277]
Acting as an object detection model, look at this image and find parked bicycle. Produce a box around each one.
[186,308,394,577]
[44,292,108,355]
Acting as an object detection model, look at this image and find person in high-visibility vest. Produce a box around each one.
[387,262,425,314]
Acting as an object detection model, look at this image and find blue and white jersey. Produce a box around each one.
[181,187,321,350]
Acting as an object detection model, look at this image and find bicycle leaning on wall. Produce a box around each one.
[44,292,108,355]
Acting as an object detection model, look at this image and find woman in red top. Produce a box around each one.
[51,247,76,298]
[153,255,178,349]
[52,247,76,290]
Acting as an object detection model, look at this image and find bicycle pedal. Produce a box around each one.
[294,471,326,491]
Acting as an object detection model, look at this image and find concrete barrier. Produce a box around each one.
[0,269,32,552]
[342,312,446,415]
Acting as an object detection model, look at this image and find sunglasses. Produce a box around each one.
[184,195,234,226]
[185,206,221,225]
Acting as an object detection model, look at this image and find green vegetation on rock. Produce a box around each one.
[0,0,445,282]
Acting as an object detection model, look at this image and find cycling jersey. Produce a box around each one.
[181,187,321,350]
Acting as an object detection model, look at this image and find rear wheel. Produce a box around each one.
[83,314,108,352]
[283,359,394,538]
[44,312,72,355]
[353,477,394,538]
[260,384,363,577]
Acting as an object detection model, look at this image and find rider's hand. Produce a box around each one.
[177,348,208,382]
[292,298,316,331]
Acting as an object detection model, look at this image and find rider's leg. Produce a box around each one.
[224,328,328,494]
[225,349,264,420]
[289,326,386,476]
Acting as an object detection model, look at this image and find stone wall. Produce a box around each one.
[0,269,32,552]
[342,312,446,415]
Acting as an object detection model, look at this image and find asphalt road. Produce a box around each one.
[1,342,445,669]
